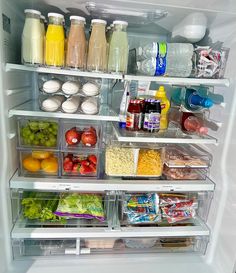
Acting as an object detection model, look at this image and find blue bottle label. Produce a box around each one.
[155,42,167,76]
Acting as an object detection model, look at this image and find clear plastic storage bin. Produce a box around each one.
[18,150,60,177]
[61,152,99,177]
[17,117,59,149]
[105,142,163,178]
[61,120,102,150]
[164,144,212,168]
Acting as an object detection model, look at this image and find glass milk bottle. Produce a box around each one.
[66,16,87,70]
[45,13,65,67]
[21,9,44,65]
[87,19,107,72]
[108,21,129,73]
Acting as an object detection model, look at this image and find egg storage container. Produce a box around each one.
[61,152,99,178]
[18,149,60,177]
[61,120,103,151]
[17,117,60,149]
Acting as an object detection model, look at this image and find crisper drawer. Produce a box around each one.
[118,191,213,226]
[11,190,118,229]
[12,235,209,259]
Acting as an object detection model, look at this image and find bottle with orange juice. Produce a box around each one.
[155,86,170,130]
[45,13,65,67]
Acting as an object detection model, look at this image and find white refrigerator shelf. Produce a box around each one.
[112,123,218,145]
[5,63,230,87]
[9,100,119,122]
[10,172,215,192]
[11,216,210,239]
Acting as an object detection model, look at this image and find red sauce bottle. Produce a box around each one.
[126,99,142,131]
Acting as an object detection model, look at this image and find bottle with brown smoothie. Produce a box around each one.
[66,16,87,70]
[87,19,107,72]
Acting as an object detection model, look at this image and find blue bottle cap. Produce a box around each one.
[203,98,214,108]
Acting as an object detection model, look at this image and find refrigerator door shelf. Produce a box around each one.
[10,172,215,192]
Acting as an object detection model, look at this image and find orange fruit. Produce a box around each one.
[32,151,52,159]
[41,157,58,173]
[23,155,41,172]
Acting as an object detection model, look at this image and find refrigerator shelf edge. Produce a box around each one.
[5,63,123,80]
[112,123,217,145]
[124,75,230,87]
[5,63,230,87]
[9,100,119,121]
[10,172,215,192]
[11,216,210,239]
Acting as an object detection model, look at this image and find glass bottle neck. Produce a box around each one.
[49,17,63,26]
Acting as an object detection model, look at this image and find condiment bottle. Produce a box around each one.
[66,16,87,70]
[126,99,142,131]
[155,85,170,130]
[108,20,129,73]
[45,13,65,67]
[87,19,107,72]
[143,99,161,133]
[21,9,44,65]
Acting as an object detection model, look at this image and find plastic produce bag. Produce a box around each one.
[54,193,105,222]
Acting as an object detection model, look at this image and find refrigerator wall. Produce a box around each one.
[1,0,236,273]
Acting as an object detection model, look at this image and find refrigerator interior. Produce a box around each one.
[0,0,236,273]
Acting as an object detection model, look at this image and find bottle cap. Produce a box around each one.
[40,15,46,20]
[48,13,64,19]
[113,20,128,26]
[198,126,208,135]
[91,19,107,25]
[24,9,41,15]
[203,98,214,108]
[70,16,86,22]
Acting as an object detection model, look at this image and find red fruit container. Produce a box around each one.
[61,120,102,151]
[61,152,99,178]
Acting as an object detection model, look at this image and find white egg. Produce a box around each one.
[43,80,61,93]
[82,82,99,96]
[62,97,80,113]
[62,81,80,95]
[41,98,60,112]
[81,99,98,115]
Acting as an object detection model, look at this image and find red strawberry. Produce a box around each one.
[89,163,97,173]
[79,165,93,175]
[72,163,80,173]
[63,160,73,172]
[80,160,89,166]
[88,155,97,165]
[73,156,82,163]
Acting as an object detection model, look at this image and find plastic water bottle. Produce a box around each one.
[136,42,193,77]
[171,88,214,111]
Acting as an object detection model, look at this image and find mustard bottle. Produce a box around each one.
[155,85,170,130]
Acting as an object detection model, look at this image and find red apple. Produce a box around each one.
[65,128,81,145]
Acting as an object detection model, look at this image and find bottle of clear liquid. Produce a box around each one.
[136,42,193,77]
[171,88,214,111]
[108,20,129,73]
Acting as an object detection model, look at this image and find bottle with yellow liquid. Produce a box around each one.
[155,86,170,130]
[45,13,65,67]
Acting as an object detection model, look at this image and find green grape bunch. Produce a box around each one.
[20,120,58,147]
